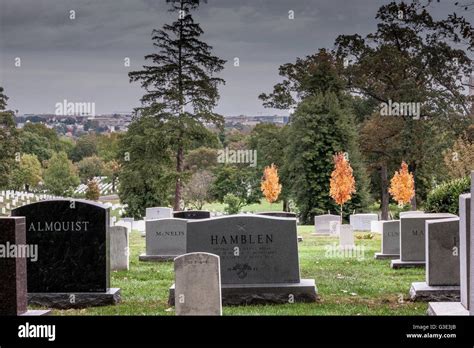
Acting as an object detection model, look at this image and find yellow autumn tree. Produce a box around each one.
[261,163,282,203]
[389,161,415,206]
[329,152,356,220]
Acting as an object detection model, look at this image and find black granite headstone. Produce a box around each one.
[12,199,110,293]
[256,211,297,218]
[0,217,27,315]
[173,211,211,219]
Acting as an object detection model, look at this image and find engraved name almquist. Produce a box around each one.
[28,221,90,232]
[211,234,273,245]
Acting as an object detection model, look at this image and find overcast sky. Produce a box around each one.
[0,0,468,116]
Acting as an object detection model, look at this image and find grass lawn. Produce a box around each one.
[203,199,283,213]
[45,225,428,316]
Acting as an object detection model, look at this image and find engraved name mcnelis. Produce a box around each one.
[155,230,185,236]
[28,221,90,232]
[211,233,273,245]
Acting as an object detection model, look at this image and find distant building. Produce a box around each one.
[225,114,289,126]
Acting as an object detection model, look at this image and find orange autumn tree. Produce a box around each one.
[389,161,415,206]
[261,163,282,203]
[329,152,356,220]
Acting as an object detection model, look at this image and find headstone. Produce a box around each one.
[329,221,340,235]
[110,226,129,271]
[12,199,121,308]
[391,213,457,269]
[169,215,317,305]
[314,214,340,235]
[374,220,400,260]
[459,194,472,310]
[349,213,378,231]
[256,211,297,218]
[173,210,211,220]
[410,218,460,301]
[174,252,222,316]
[0,217,50,316]
[399,210,424,218]
[146,207,173,220]
[338,224,354,250]
[140,218,187,262]
[370,220,385,234]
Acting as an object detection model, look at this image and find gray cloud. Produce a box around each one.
[0,0,466,115]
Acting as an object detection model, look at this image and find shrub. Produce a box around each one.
[223,193,242,215]
[425,176,470,214]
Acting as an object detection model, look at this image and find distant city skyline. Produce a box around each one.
[0,0,467,115]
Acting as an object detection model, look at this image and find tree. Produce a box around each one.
[118,116,175,218]
[183,170,215,209]
[85,179,100,201]
[0,87,20,188]
[261,164,282,204]
[19,130,54,163]
[443,130,474,179]
[284,93,370,223]
[103,160,121,192]
[43,152,80,196]
[389,161,415,206]
[184,147,218,172]
[330,153,356,220]
[77,156,105,183]
[335,1,474,212]
[128,0,226,210]
[70,135,98,162]
[211,165,261,208]
[11,154,42,192]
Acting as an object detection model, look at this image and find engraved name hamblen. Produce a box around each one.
[28,221,90,232]
[211,234,273,245]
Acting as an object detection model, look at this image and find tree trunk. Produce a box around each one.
[409,162,417,210]
[174,145,184,211]
[283,198,288,212]
[380,164,389,220]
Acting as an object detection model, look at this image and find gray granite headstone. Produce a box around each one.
[314,214,340,234]
[349,214,378,231]
[399,211,424,218]
[145,218,187,256]
[459,193,471,309]
[173,214,317,305]
[426,218,460,286]
[382,220,400,255]
[186,215,300,284]
[400,213,457,262]
[174,252,222,316]
[146,207,173,220]
[110,226,129,271]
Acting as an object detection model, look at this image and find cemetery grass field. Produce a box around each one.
[42,226,428,316]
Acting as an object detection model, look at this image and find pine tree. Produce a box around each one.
[0,87,20,188]
[129,0,225,210]
[285,93,370,223]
